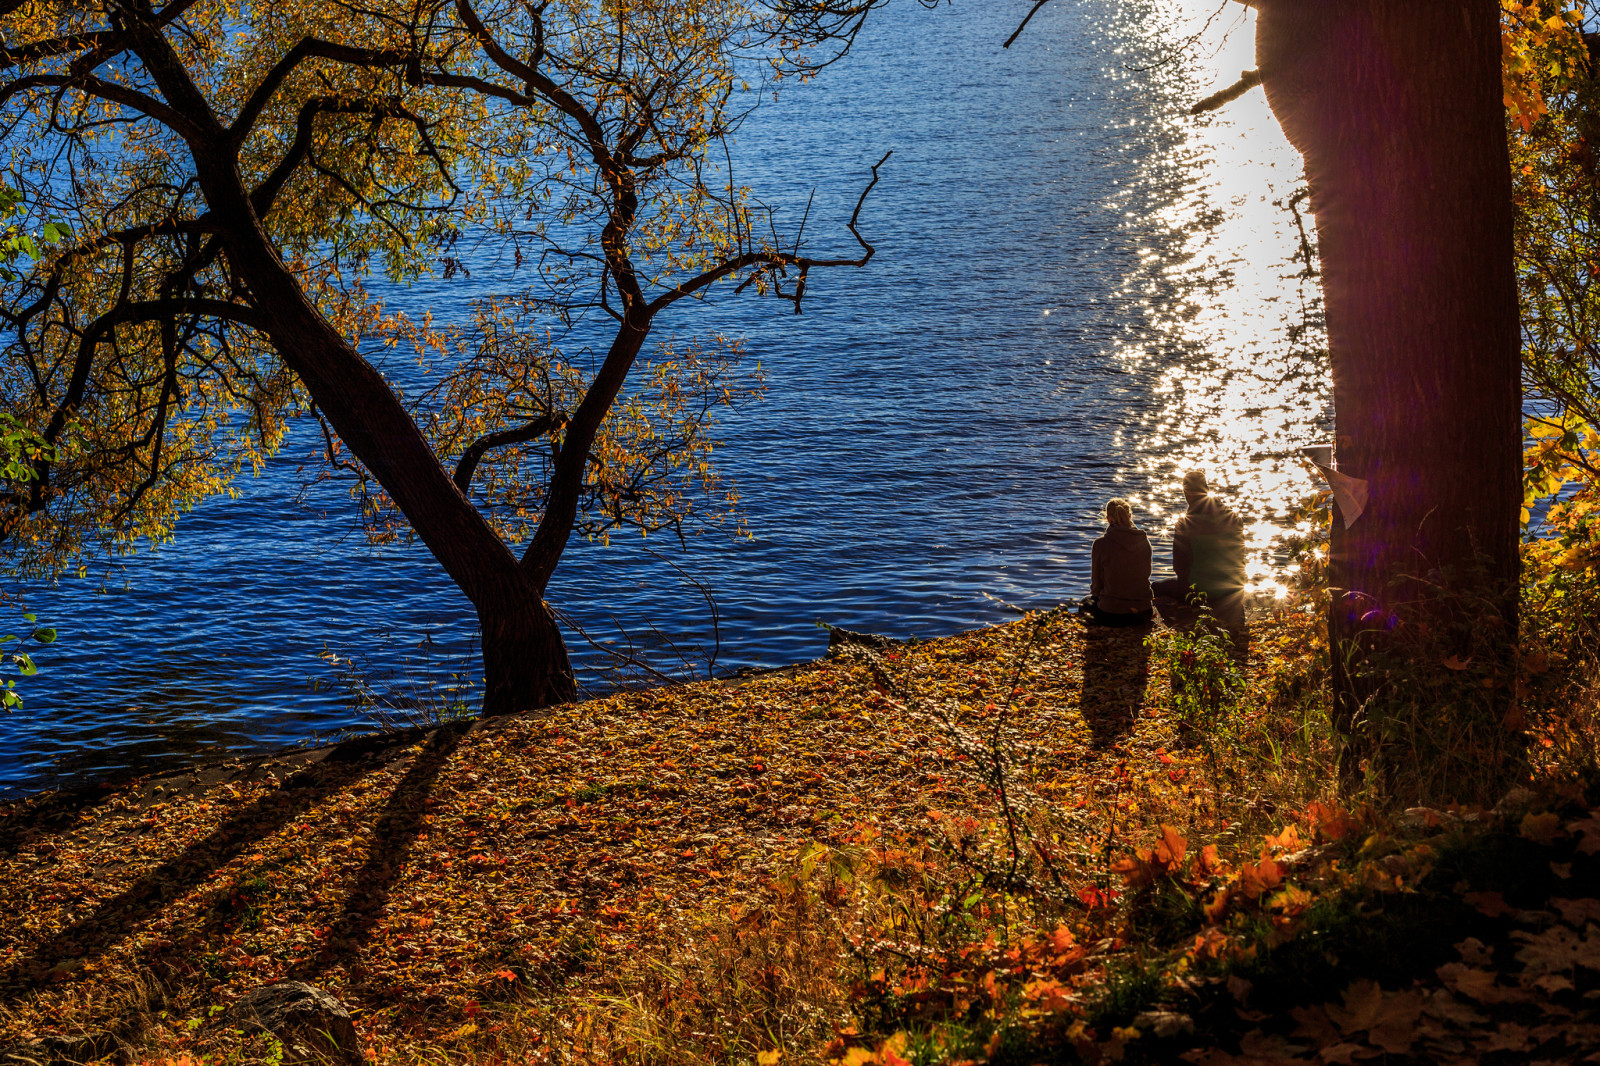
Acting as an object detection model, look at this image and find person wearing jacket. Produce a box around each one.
[1085,498,1155,626]
[1152,470,1246,618]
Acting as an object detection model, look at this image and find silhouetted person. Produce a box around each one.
[1083,498,1154,627]
[1152,471,1246,622]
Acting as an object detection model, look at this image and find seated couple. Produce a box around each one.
[1083,470,1247,627]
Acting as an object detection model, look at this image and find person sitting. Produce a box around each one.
[1152,470,1246,618]
[1082,498,1155,627]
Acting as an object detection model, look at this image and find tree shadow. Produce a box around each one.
[0,780,135,859]
[295,724,466,979]
[0,732,419,993]
[1078,624,1153,747]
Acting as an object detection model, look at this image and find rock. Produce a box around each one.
[825,626,898,653]
[0,1032,130,1065]
[218,982,361,1065]
[1132,1010,1194,1038]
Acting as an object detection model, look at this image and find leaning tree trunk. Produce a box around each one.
[1254,0,1523,799]
[128,28,580,718]
[478,580,577,715]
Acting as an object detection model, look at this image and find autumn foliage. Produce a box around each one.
[0,602,1594,1065]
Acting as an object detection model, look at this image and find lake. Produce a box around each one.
[0,0,1327,795]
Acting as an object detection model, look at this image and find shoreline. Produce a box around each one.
[0,598,1280,824]
[0,604,1321,1056]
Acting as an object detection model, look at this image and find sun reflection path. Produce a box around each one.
[1091,0,1331,598]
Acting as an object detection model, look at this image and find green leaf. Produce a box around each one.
[33,628,55,644]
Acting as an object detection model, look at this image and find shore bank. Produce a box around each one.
[0,604,1351,1063]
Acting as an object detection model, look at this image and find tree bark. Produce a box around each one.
[477,579,577,714]
[1254,1,1522,787]
[127,22,578,715]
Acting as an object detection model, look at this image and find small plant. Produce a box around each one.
[1148,621,1245,740]
[1334,556,1523,807]
[312,635,477,732]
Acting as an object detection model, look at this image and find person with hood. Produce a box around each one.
[1152,470,1246,617]
[1084,498,1154,626]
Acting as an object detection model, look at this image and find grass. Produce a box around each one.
[1,585,1597,1065]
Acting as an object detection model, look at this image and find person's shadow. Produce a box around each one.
[1078,624,1153,747]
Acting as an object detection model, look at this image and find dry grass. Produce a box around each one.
[0,605,1421,1065]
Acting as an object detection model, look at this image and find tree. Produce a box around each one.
[0,0,886,714]
[1009,0,1524,794]
[1250,0,1523,794]
[1510,2,1600,498]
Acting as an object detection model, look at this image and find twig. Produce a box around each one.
[1189,69,1261,115]
[1003,0,1052,49]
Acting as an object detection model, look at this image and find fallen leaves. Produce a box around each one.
[0,612,1218,1056]
[0,606,1593,1066]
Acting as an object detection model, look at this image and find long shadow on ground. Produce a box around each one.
[1078,625,1152,747]
[294,725,466,981]
[0,732,425,994]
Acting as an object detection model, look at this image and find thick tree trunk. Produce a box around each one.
[1254,1,1522,793]
[129,26,581,718]
[478,581,577,715]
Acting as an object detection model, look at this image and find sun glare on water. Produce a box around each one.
[1092,0,1331,598]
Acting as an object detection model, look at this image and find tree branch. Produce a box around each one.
[229,38,413,143]
[27,295,268,510]
[1189,69,1261,114]
[649,149,890,316]
[0,72,205,140]
[1004,0,1052,49]
[452,415,562,494]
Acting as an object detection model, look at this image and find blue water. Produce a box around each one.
[0,0,1327,794]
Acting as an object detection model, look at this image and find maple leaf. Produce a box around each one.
[1553,898,1600,925]
[1236,1029,1305,1059]
[1436,962,1521,1004]
[1484,1022,1533,1053]
[1289,1004,1338,1045]
[1519,810,1564,844]
[1264,824,1301,851]
[1463,890,1516,917]
[1324,981,1423,1054]
[1454,937,1494,965]
[1566,812,1600,855]
[1156,824,1187,867]
[1236,857,1284,900]
[1529,972,1575,993]
[1302,802,1360,844]
[1422,989,1487,1027]
[1513,924,1600,974]
[1022,977,1072,1011]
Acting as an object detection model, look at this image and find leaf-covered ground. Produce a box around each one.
[0,607,1594,1065]
[0,609,1224,1047]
